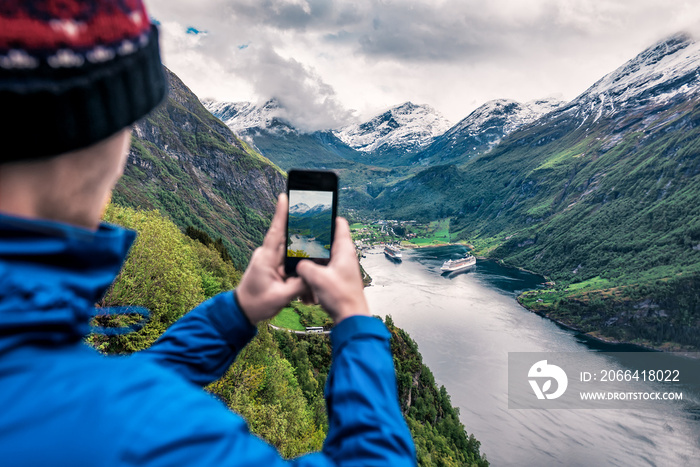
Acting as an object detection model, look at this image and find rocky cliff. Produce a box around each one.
[113,68,286,268]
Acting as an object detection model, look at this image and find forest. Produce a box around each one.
[90,204,488,466]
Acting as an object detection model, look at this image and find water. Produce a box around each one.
[289,234,329,258]
[362,245,700,466]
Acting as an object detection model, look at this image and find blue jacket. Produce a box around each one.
[0,214,416,466]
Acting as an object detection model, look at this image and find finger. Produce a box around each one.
[331,217,356,261]
[279,276,307,301]
[298,285,318,306]
[263,193,288,250]
[296,259,326,289]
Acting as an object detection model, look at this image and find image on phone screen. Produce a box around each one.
[287,190,334,259]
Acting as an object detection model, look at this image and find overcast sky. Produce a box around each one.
[147,0,700,132]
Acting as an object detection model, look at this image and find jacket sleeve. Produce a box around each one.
[134,291,256,387]
[319,316,416,466]
[120,315,416,467]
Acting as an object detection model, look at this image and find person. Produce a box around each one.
[0,1,416,466]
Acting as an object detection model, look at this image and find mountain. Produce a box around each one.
[333,102,452,165]
[202,98,356,168]
[205,100,452,168]
[412,97,564,166]
[202,99,290,138]
[289,203,311,215]
[288,207,333,245]
[113,68,286,269]
[203,99,396,204]
[554,32,700,127]
[370,32,700,350]
[290,203,332,217]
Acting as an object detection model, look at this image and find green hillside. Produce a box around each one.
[370,99,700,350]
[244,124,362,169]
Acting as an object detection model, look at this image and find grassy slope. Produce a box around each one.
[407,219,452,246]
[271,307,305,331]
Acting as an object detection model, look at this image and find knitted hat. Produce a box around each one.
[0,0,166,161]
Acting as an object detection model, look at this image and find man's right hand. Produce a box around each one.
[236,193,308,325]
[296,218,370,324]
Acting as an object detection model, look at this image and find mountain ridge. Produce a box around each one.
[411,97,565,166]
[548,32,700,129]
[333,102,452,159]
[290,203,331,216]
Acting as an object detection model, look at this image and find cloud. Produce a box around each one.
[148,0,700,128]
[212,0,700,64]
[150,0,357,132]
[232,46,355,132]
[224,0,370,32]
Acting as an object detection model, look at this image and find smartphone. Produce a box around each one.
[285,170,338,276]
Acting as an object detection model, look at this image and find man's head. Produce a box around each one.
[0,129,131,229]
[0,0,165,229]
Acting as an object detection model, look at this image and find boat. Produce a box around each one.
[440,254,476,273]
[384,244,402,261]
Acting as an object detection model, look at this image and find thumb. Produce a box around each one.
[279,276,308,299]
[296,260,327,289]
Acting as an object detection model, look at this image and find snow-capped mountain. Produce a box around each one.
[413,97,564,165]
[290,203,331,216]
[289,203,311,215]
[204,98,454,168]
[557,32,700,125]
[202,99,296,137]
[378,31,700,217]
[334,102,452,156]
[417,32,700,167]
[445,98,563,142]
[203,98,366,171]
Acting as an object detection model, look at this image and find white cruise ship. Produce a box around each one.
[384,244,402,261]
[440,254,476,272]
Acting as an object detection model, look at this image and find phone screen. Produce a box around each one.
[287,189,334,259]
[285,170,338,276]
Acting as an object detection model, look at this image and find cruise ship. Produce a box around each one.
[440,254,476,273]
[384,244,402,261]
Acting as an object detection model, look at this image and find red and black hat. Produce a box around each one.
[0,0,166,161]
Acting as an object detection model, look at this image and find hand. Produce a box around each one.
[236,193,308,325]
[296,217,370,324]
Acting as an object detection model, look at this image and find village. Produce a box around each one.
[349,218,461,250]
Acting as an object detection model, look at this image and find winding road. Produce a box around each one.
[268,324,330,335]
